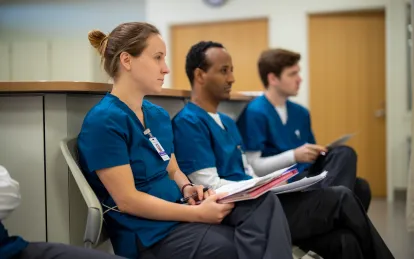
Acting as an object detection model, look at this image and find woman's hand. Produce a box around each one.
[182,184,215,205]
[194,193,235,224]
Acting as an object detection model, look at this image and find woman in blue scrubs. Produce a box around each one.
[77,22,293,259]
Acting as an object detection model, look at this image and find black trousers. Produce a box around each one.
[306,145,372,211]
[278,186,394,259]
[140,193,293,259]
[15,242,122,259]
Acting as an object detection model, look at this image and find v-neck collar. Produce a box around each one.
[262,95,288,128]
[107,93,149,131]
[187,102,228,132]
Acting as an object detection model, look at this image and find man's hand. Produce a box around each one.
[294,144,328,163]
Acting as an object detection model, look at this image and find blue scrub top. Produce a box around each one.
[78,93,182,258]
[0,222,28,259]
[172,102,251,182]
[236,95,316,172]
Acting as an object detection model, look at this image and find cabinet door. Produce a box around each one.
[0,96,46,241]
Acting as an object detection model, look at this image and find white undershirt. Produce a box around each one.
[275,105,288,125]
[208,112,225,129]
[245,104,296,177]
[0,165,21,220]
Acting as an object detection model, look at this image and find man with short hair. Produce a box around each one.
[171,40,393,259]
[236,48,371,211]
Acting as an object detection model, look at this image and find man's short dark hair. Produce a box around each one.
[258,48,301,88]
[185,41,224,87]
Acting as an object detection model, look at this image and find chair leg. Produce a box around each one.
[84,241,93,249]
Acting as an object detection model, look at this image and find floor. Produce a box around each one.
[368,198,414,259]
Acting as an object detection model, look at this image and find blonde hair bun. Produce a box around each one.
[88,30,107,55]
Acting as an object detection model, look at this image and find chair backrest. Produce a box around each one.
[60,137,109,248]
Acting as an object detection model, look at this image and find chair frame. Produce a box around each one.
[60,137,108,248]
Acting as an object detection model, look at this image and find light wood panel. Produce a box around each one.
[170,18,268,91]
[309,10,386,197]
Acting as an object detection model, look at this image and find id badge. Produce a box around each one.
[149,137,170,161]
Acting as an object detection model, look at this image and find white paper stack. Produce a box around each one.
[271,171,328,194]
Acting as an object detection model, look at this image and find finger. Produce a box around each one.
[309,144,328,153]
[317,145,328,152]
[187,198,196,205]
[208,189,216,195]
[210,192,228,201]
[203,190,210,199]
[196,186,204,201]
[308,149,319,158]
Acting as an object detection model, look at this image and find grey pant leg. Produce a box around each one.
[354,177,372,211]
[16,242,122,259]
[140,223,238,259]
[297,229,364,259]
[141,193,292,259]
[278,186,394,259]
[223,192,293,259]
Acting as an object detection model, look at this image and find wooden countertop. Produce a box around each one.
[0,81,261,101]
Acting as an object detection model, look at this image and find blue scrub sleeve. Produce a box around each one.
[79,117,130,172]
[237,109,267,152]
[172,117,217,175]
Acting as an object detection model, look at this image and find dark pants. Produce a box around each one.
[278,186,394,259]
[15,242,121,259]
[307,145,372,211]
[140,193,293,259]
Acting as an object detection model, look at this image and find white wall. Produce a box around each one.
[0,0,147,40]
[0,0,146,82]
[146,0,411,201]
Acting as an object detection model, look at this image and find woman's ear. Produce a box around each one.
[119,52,131,71]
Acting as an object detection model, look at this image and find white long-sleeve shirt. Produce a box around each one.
[0,165,21,220]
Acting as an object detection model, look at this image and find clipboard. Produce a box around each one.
[326,133,356,149]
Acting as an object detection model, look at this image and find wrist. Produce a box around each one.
[293,149,299,161]
[183,204,202,222]
[181,183,194,194]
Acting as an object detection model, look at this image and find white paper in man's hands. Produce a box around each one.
[326,133,356,149]
[271,171,328,194]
